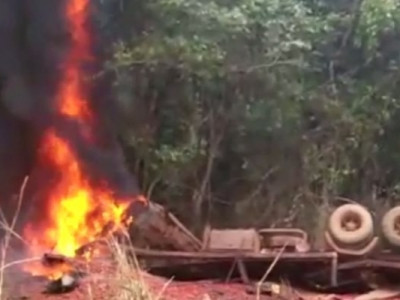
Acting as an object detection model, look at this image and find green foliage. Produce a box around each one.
[97,0,400,231]
[356,0,400,53]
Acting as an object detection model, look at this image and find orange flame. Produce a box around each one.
[22,0,146,278]
[59,0,92,120]
[24,130,131,257]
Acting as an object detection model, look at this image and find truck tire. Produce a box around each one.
[381,206,400,247]
[328,204,374,245]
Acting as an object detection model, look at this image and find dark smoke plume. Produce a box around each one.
[0,0,142,231]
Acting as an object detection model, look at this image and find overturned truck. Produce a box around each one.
[134,202,400,256]
[132,202,400,291]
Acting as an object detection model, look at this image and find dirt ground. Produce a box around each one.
[3,258,400,300]
[4,269,269,299]
[3,258,265,300]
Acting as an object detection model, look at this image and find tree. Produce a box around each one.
[94,0,400,234]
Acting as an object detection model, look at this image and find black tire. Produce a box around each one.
[328,204,374,245]
[381,206,400,247]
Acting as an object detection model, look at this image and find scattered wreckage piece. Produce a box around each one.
[245,281,303,300]
[44,273,79,294]
[246,282,275,295]
[39,252,88,294]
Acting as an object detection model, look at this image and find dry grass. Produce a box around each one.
[0,176,29,299]
[105,232,170,300]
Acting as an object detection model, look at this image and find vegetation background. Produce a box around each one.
[94,0,400,242]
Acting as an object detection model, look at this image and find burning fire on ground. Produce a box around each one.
[20,0,147,279]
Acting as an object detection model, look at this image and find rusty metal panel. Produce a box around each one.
[202,229,261,252]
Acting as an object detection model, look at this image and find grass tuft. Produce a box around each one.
[106,231,170,300]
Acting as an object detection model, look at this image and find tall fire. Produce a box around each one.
[20,0,146,278]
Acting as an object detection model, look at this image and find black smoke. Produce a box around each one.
[0,0,143,234]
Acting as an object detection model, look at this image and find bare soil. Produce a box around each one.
[3,258,273,300]
[3,258,400,300]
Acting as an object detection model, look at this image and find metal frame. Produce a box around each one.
[132,248,339,286]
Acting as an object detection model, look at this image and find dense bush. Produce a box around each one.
[95,0,400,235]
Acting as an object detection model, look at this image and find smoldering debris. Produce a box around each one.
[44,273,80,294]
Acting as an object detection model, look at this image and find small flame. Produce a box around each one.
[23,0,147,278]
